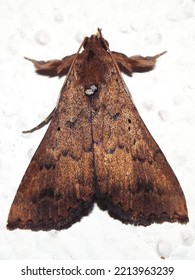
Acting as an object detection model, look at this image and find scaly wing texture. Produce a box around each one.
[92,53,188,226]
[7,60,95,231]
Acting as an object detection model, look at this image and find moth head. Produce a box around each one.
[83,28,109,51]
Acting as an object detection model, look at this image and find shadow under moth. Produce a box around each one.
[7,29,188,231]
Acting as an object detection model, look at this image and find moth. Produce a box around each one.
[7,29,188,231]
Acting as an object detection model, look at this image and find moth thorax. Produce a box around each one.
[85,84,98,96]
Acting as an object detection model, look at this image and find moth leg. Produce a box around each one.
[128,51,167,72]
[25,53,76,77]
[111,51,166,75]
[22,108,56,133]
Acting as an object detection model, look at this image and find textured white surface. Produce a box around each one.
[0,0,195,260]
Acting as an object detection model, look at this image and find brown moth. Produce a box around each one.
[7,29,188,231]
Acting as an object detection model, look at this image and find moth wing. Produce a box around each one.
[7,79,94,231]
[92,65,188,226]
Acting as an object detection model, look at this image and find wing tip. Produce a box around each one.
[96,198,189,227]
[7,219,76,231]
[108,209,189,227]
[7,201,94,231]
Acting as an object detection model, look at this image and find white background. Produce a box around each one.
[0,0,195,260]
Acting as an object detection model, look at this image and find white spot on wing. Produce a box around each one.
[85,85,98,96]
